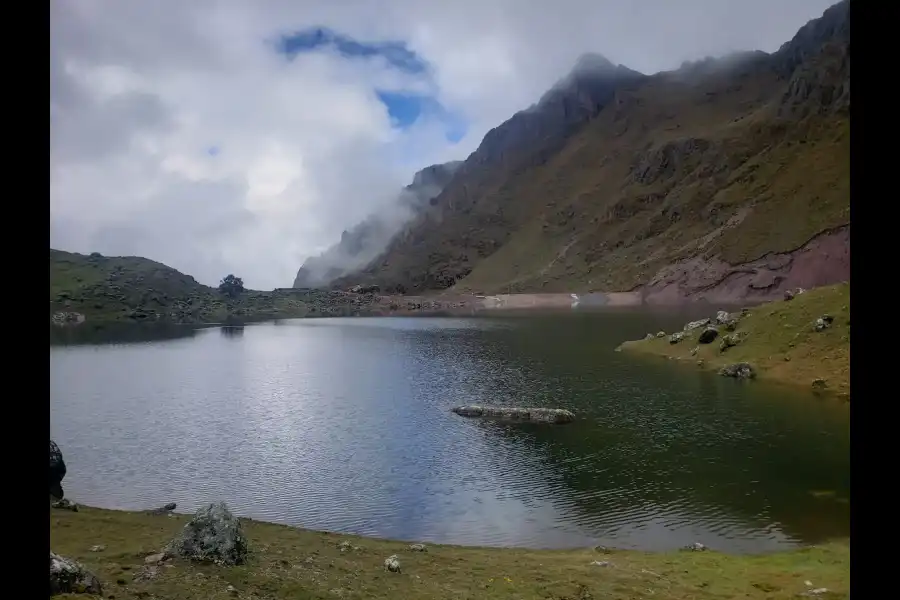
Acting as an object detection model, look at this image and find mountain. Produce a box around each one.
[332,0,850,303]
[49,249,387,324]
[292,160,462,290]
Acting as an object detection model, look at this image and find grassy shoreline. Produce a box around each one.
[51,505,849,599]
[617,282,850,399]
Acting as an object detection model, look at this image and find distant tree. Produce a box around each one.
[218,274,245,298]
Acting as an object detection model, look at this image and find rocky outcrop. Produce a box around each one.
[49,440,67,499]
[641,227,849,305]
[451,405,575,424]
[50,552,102,596]
[167,502,249,566]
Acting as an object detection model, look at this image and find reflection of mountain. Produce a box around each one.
[49,322,207,346]
[409,314,850,550]
[292,161,462,290]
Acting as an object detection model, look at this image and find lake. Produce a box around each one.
[49,311,850,553]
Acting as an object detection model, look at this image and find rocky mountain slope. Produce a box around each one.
[334,0,850,304]
[292,160,461,289]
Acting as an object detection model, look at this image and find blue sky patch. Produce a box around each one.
[277,27,427,74]
[274,27,467,142]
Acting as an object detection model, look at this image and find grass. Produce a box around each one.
[51,505,850,600]
[618,282,850,397]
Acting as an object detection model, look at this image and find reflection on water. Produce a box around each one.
[50,314,850,552]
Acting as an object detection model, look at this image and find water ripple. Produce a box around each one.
[50,316,850,553]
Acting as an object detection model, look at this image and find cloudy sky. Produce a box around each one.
[50,0,837,290]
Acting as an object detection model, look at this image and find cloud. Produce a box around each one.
[50,0,838,289]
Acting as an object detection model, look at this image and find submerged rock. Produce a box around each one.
[166,502,249,566]
[50,552,102,596]
[451,405,575,424]
[719,363,755,379]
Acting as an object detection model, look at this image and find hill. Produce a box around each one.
[51,505,849,600]
[293,161,462,290]
[49,249,386,325]
[618,282,850,397]
[333,1,850,304]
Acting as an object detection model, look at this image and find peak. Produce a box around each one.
[571,53,616,74]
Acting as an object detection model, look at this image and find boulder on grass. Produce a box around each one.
[50,552,102,596]
[166,502,249,566]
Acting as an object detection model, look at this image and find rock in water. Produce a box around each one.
[698,328,719,344]
[719,363,755,379]
[50,552,102,596]
[49,440,67,500]
[451,406,575,424]
[167,502,249,566]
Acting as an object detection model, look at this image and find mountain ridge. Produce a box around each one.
[329,0,850,302]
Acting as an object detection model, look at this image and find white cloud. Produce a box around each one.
[50,0,838,289]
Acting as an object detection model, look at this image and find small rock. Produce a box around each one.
[590,560,613,567]
[50,552,103,595]
[821,314,834,324]
[149,502,177,515]
[719,333,744,352]
[784,290,795,301]
[655,331,665,338]
[684,542,707,552]
[132,565,160,583]
[338,541,352,553]
[719,362,755,379]
[698,328,719,344]
[697,359,704,367]
[52,499,79,512]
[784,356,791,361]
[226,584,238,595]
[408,543,427,552]
[90,545,106,553]
[593,545,612,554]
[690,346,699,357]
[383,555,401,573]
[145,553,166,564]
[714,310,731,325]
[803,589,829,597]
[644,333,655,340]
[668,331,685,344]
[684,318,710,332]
[812,378,827,389]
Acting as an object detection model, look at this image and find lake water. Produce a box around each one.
[49,311,850,553]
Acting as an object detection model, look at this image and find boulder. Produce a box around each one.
[668,331,685,344]
[698,328,719,344]
[166,502,249,566]
[719,363,755,379]
[49,440,67,500]
[655,331,665,338]
[384,555,401,573]
[684,318,710,332]
[50,552,102,596]
[714,311,731,325]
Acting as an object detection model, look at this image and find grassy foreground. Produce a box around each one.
[618,282,850,398]
[51,506,849,599]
